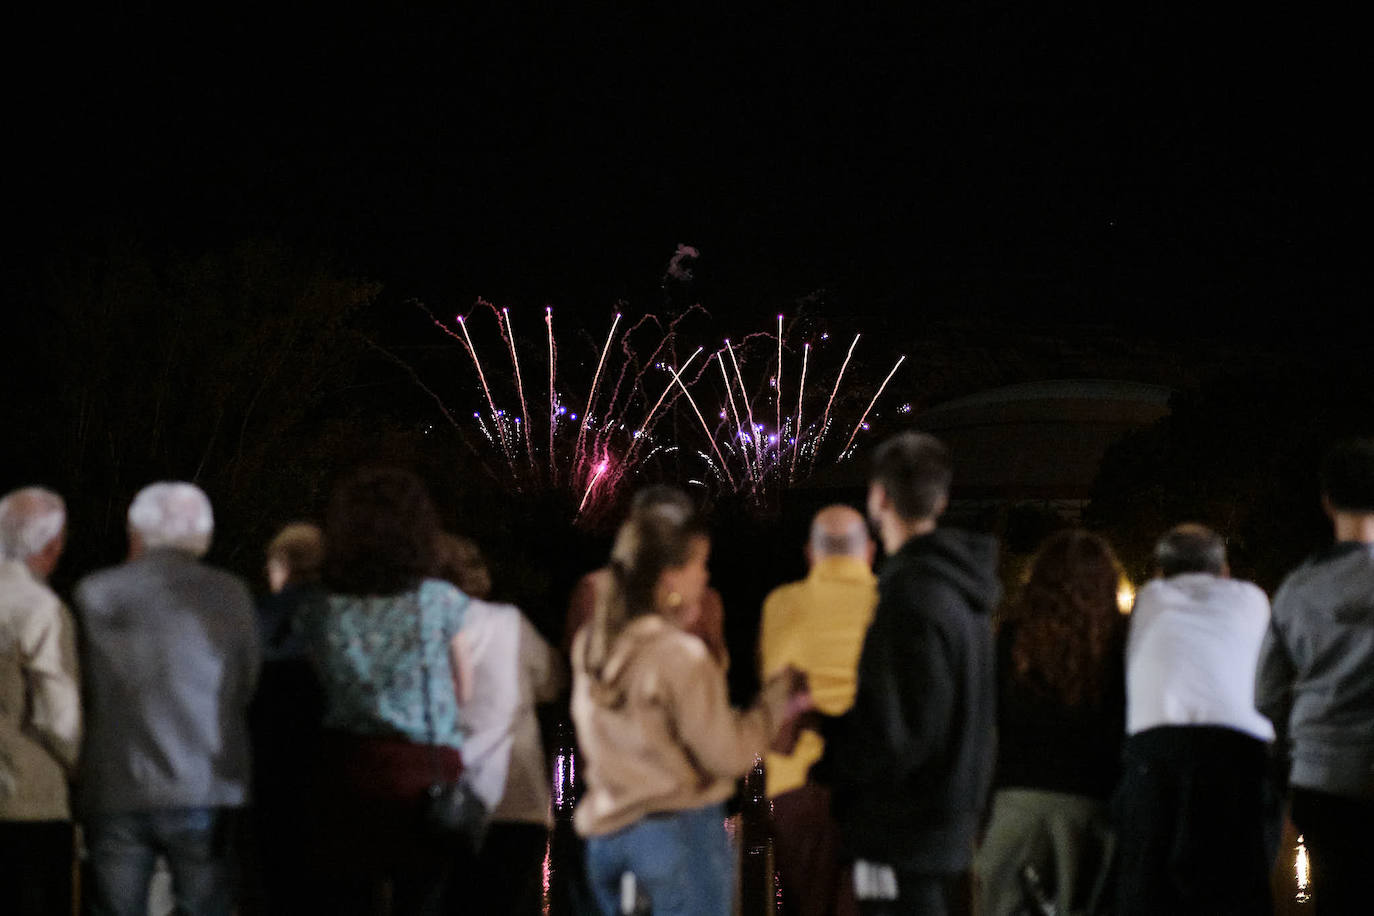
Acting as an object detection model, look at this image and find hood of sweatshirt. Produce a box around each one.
[885,526,1002,615]
[584,614,679,707]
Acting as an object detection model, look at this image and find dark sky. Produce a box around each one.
[10,7,1367,342]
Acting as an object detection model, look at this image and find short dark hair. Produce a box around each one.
[1154,523,1227,577]
[323,468,440,595]
[1321,437,1374,513]
[869,432,953,521]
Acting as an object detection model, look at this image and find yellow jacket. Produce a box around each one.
[758,555,877,797]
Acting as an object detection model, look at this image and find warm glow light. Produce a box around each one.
[1295,834,1311,903]
[1117,580,1136,614]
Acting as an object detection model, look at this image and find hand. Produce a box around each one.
[770,686,815,755]
[776,664,809,698]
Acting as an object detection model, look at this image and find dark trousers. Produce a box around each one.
[83,808,236,916]
[857,872,962,916]
[311,731,466,916]
[447,821,549,915]
[771,784,858,916]
[0,819,74,916]
[1289,787,1374,916]
[1113,726,1271,916]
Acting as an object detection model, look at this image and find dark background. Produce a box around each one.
[4,7,1370,695]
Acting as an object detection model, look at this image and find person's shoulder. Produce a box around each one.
[461,597,522,629]
[0,561,61,618]
[641,617,715,672]
[74,562,133,607]
[761,578,807,613]
[193,562,255,607]
[1275,544,1365,598]
[419,578,471,623]
[1219,576,1269,608]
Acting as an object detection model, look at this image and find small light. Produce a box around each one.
[1117,581,1136,614]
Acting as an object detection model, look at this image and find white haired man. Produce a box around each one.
[758,505,877,916]
[0,486,81,915]
[75,482,260,916]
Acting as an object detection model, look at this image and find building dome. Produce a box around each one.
[915,379,1171,510]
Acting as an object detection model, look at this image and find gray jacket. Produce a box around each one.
[1256,541,1374,800]
[75,548,260,814]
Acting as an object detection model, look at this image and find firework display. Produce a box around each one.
[429,299,906,522]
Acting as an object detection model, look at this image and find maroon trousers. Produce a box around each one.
[771,783,859,916]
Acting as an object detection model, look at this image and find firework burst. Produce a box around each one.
[425,300,906,524]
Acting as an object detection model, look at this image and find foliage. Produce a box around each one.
[17,239,380,586]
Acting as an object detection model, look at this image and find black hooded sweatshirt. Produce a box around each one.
[813,526,1001,874]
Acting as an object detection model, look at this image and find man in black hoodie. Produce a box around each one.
[812,431,1000,916]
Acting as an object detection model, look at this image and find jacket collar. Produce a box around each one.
[808,555,877,584]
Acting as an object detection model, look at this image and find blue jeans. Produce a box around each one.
[84,807,235,916]
[585,803,733,916]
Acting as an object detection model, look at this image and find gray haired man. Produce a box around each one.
[0,486,81,915]
[75,482,259,916]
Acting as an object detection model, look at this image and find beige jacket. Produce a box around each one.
[0,560,81,820]
[571,614,792,837]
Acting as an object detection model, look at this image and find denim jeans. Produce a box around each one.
[84,807,235,916]
[585,802,733,916]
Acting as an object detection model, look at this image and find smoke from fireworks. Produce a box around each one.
[425,298,906,523]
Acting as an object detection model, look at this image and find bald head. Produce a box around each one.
[808,505,872,564]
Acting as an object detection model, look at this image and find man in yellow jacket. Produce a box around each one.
[759,505,878,916]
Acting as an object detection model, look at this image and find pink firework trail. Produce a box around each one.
[575,312,620,482]
[810,332,861,475]
[502,307,536,470]
[668,363,738,491]
[545,307,558,483]
[717,351,756,485]
[725,339,762,476]
[456,313,518,477]
[578,460,609,515]
[789,341,810,483]
[839,355,907,460]
[775,314,784,450]
[622,346,705,469]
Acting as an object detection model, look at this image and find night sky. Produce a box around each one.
[11,7,1366,343]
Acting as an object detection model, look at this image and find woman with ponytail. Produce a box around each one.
[571,496,811,916]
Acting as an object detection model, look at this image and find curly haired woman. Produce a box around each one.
[975,529,1127,916]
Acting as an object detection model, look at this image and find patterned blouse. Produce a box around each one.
[301,578,469,750]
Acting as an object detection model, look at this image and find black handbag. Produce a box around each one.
[422,775,489,851]
[417,597,489,852]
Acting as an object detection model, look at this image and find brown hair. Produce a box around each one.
[434,532,492,600]
[1001,529,1125,707]
[322,468,440,596]
[266,522,325,584]
[582,497,708,701]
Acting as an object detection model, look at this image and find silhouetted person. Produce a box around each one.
[75,482,259,916]
[1257,438,1374,914]
[758,505,876,916]
[0,487,81,916]
[249,522,326,915]
[813,431,1000,916]
[976,530,1125,916]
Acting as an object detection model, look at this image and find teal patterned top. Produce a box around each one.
[301,578,469,750]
